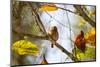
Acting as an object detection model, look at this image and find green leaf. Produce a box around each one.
[12,40,39,56]
[73,45,96,61]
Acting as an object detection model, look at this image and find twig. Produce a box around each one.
[57,7,77,15]
[12,28,48,40]
[59,6,96,27]
[45,11,70,29]
[64,5,77,57]
[42,4,96,27]
[64,5,76,56]
[58,6,96,28]
[55,42,79,61]
[64,5,73,47]
[74,5,96,27]
[45,11,77,33]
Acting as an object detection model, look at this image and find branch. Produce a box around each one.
[28,2,47,34]
[55,42,79,61]
[56,5,96,28]
[58,6,96,27]
[74,5,96,28]
[57,7,77,15]
[12,28,48,40]
[44,10,76,33]
[64,5,73,47]
[45,11,70,28]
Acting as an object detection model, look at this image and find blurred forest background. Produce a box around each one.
[11,0,96,66]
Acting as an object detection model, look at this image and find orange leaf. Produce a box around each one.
[40,4,58,11]
[85,28,96,46]
[41,59,48,64]
[40,55,48,64]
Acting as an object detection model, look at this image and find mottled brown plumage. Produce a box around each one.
[48,26,59,48]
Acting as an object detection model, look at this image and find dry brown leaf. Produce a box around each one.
[40,55,48,64]
[41,59,48,64]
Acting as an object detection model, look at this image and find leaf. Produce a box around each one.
[73,45,96,61]
[40,54,48,64]
[41,59,48,64]
[85,28,96,46]
[78,19,85,27]
[40,4,58,11]
[89,11,95,17]
[77,16,86,27]
[41,56,48,64]
[12,40,39,56]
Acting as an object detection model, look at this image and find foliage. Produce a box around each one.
[40,4,58,11]
[73,28,96,61]
[77,17,86,27]
[12,1,96,64]
[73,44,95,61]
[12,40,39,56]
[85,28,96,46]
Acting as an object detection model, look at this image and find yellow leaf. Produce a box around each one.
[74,45,96,60]
[76,53,85,60]
[85,28,95,40]
[12,40,39,56]
[77,16,86,27]
[90,28,96,35]
[40,4,58,11]
[85,28,96,46]
[89,11,95,17]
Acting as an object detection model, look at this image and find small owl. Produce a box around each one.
[48,26,59,48]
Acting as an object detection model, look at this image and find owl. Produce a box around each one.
[48,26,59,48]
